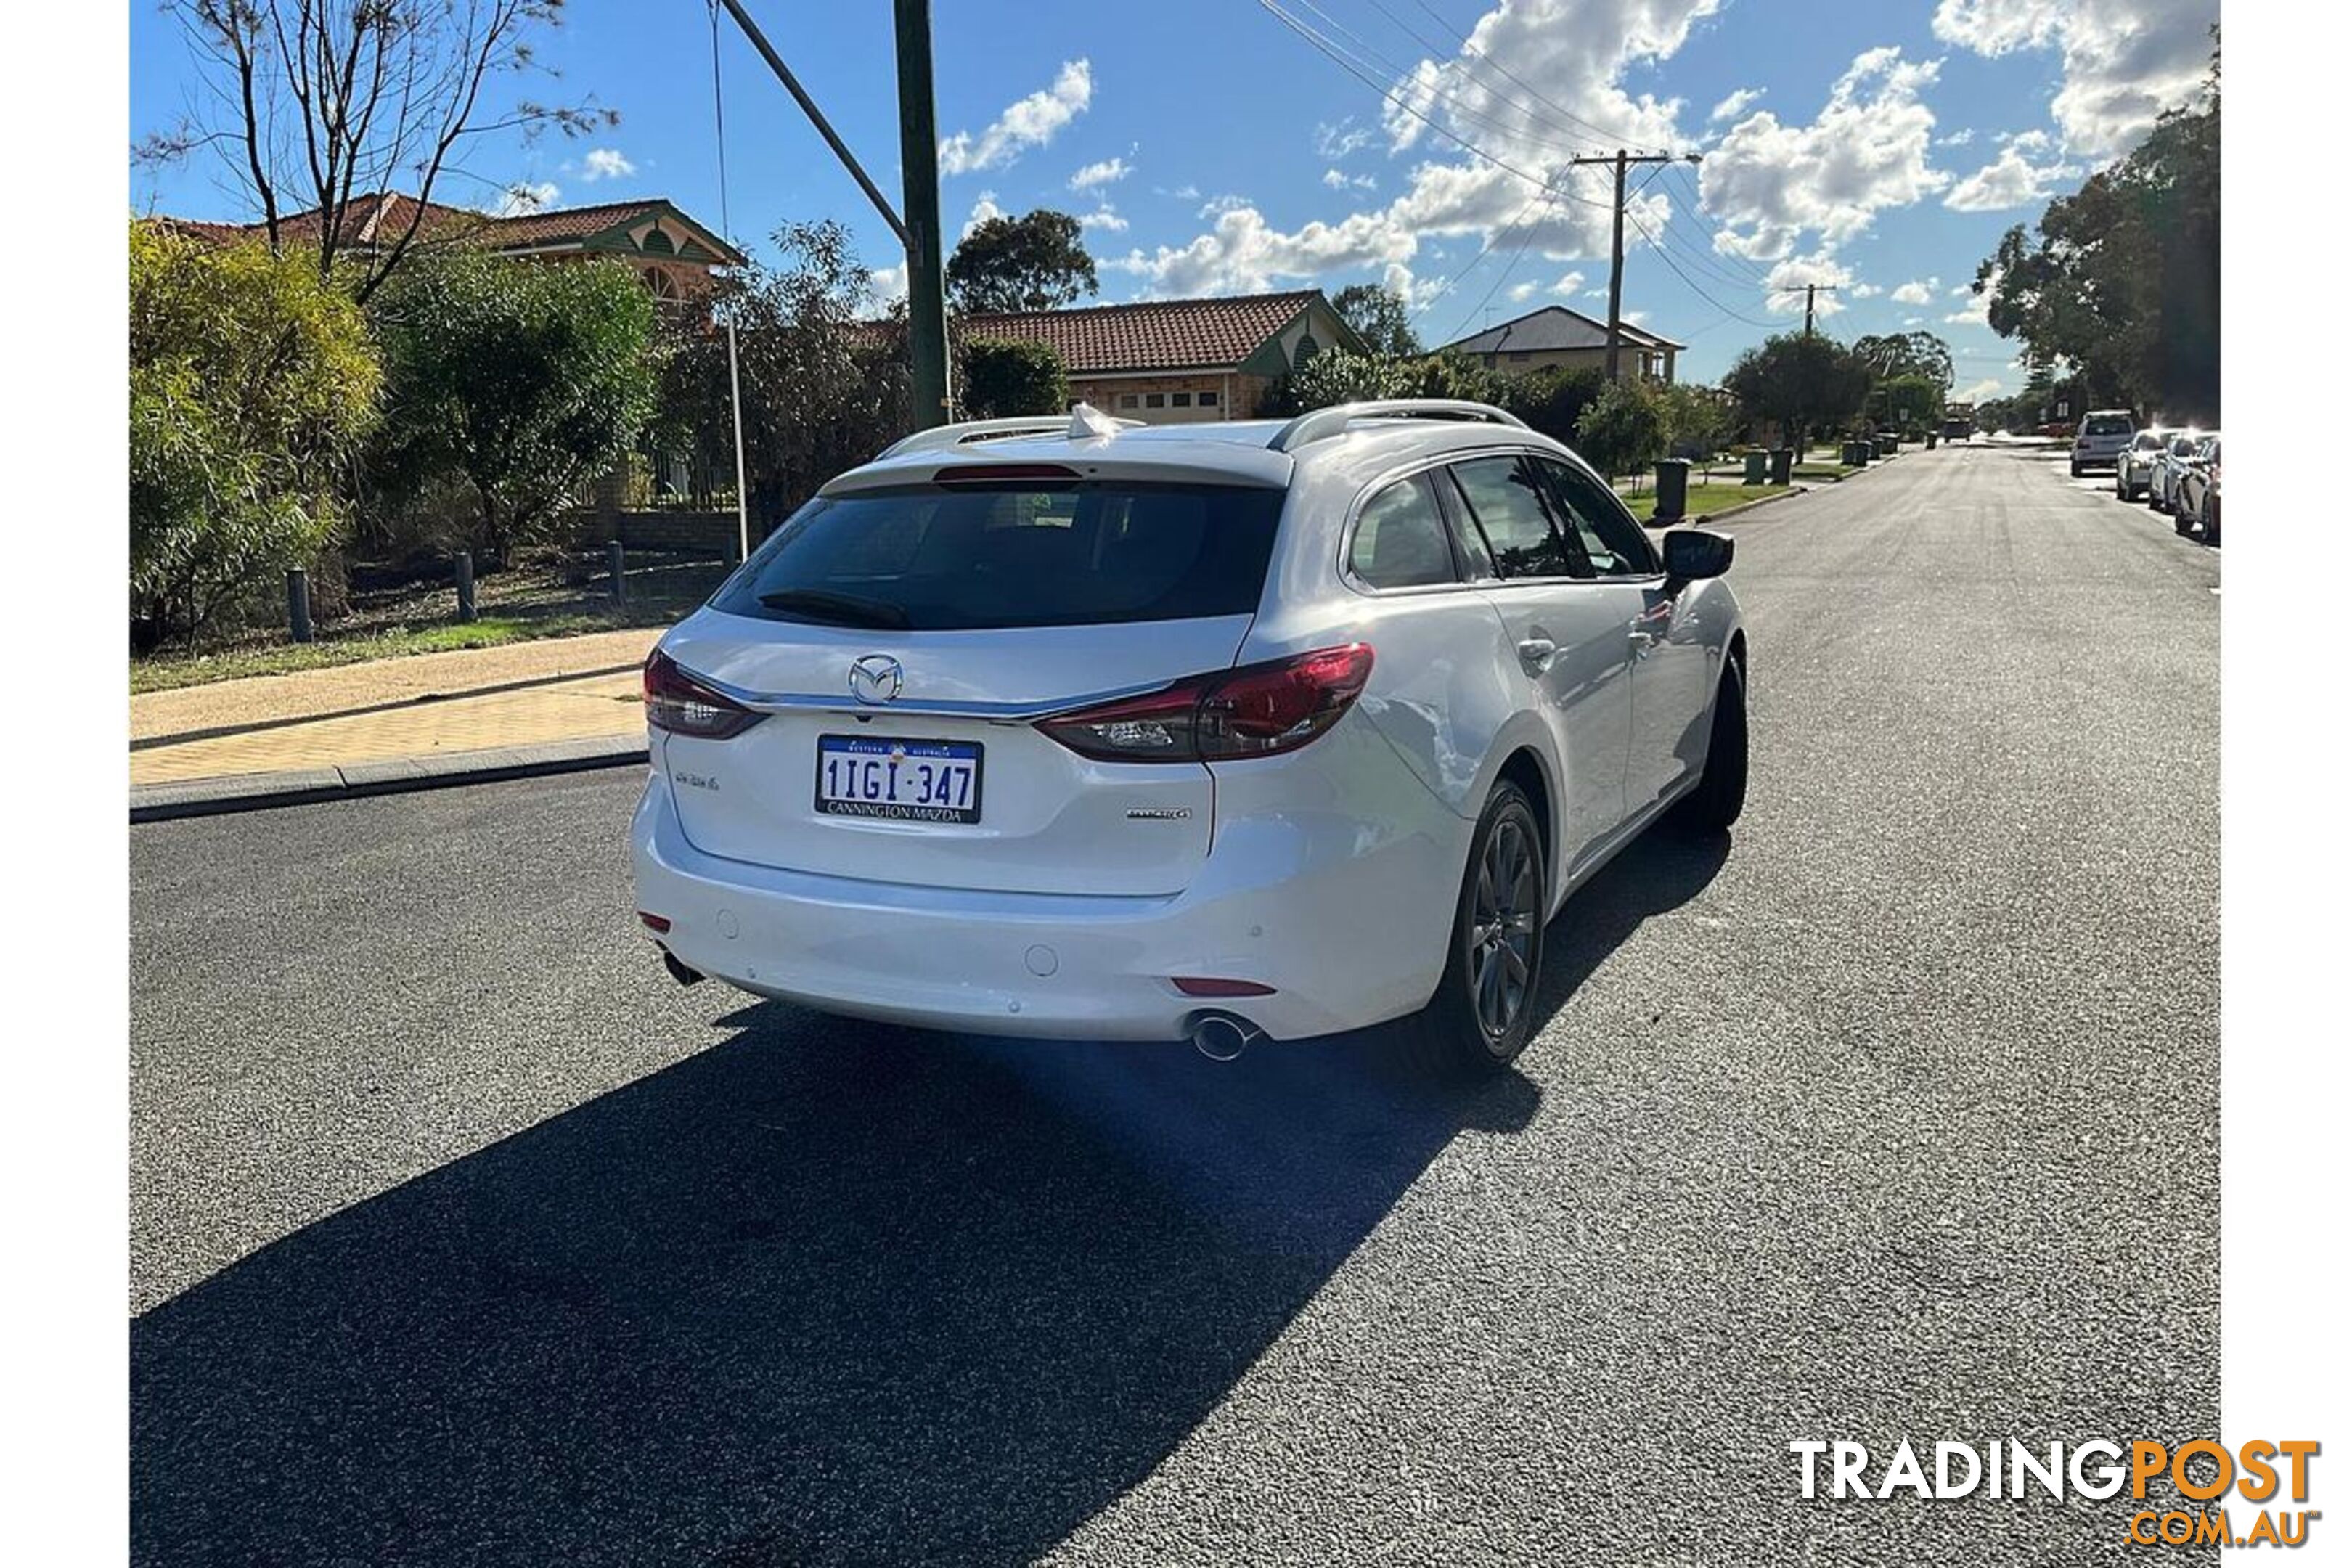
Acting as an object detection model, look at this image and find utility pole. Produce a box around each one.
[1773,282,1840,337]
[712,0,952,429]
[1567,149,1700,383]
[892,0,951,428]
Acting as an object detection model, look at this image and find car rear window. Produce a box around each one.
[2083,414,2134,436]
[713,480,1283,630]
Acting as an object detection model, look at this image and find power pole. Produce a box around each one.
[1773,282,1839,336]
[1567,150,1699,382]
[712,0,952,429]
[892,0,951,428]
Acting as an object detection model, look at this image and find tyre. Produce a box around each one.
[1677,656,1749,833]
[1400,780,1547,1076]
[2174,499,2192,536]
[2202,496,2220,546]
[2070,461,2084,478]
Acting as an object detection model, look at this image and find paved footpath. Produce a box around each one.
[130,626,662,790]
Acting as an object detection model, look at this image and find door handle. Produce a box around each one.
[1627,629,1659,657]
[1516,637,1556,673]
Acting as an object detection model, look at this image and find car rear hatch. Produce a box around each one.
[653,460,1288,898]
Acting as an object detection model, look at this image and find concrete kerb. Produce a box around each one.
[130,732,650,823]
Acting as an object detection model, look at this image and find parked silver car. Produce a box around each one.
[2149,430,2208,515]
[2173,435,2221,544]
[2114,428,2172,500]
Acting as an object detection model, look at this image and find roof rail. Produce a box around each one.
[1265,399,1528,454]
[877,412,1141,460]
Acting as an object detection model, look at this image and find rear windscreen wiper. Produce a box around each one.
[756,589,914,629]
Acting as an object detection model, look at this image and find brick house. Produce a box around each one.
[957,288,1368,422]
[1438,304,1683,384]
[155,191,743,309]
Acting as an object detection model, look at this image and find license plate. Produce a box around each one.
[815,735,983,823]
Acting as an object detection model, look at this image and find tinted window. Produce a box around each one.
[2083,413,2134,436]
[1447,457,1577,579]
[1537,458,1659,576]
[715,482,1282,630]
[1349,475,1458,589]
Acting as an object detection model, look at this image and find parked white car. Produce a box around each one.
[630,401,1749,1074]
[2114,428,2172,500]
[2069,409,2136,476]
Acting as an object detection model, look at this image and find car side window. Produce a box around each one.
[1348,474,1458,590]
[1445,457,1581,579]
[1536,457,1660,577]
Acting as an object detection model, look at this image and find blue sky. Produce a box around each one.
[129,0,2219,396]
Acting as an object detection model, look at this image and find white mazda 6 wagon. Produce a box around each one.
[632,400,1747,1074]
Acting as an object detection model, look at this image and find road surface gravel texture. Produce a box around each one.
[130,443,2220,1566]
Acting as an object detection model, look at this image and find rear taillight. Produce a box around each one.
[1036,644,1374,763]
[644,649,764,740]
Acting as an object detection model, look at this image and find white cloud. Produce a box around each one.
[1847,282,1882,298]
[1079,205,1129,234]
[579,148,635,182]
[1703,47,1951,261]
[1322,168,1377,192]
[1112,1,1700,298]
[1551,269,1587,297]
[1955,375,2005,401]
[1760,252,1856,319]
[1315,118,1375,160]
[1937,127,1977,147]
[1891,276,1939,304]
[1508,280,1540,303]
[960,191,1005,240]
[1931,0,2217,156]
[1945,139,2081,211]
[938,60,1092,176]
[868,263,907,306]
[1945,273,1995,325]
[1069,156,1131,192]
[1710,87,1765,122]
[494,181,558,216]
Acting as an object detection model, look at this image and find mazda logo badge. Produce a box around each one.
[848,653,904,705]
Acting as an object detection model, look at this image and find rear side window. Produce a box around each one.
[1348,475,1458,589]
[714,481,1282,630]
[1535,457,1659,577]
[1446,457,1578,579]
[2083,413,2134,436]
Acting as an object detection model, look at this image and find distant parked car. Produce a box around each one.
[2149,430,2208,515]
[2174,435,2221,544]
[2069,410,2136,477]
[2114,428,2173,500]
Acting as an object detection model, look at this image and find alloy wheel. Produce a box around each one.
[1469,817,1540,1040]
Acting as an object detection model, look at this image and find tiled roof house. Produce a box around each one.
[153,192,744,306]
[957,288,1368,422]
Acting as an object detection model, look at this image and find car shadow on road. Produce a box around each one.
[132,1001,1538,1565]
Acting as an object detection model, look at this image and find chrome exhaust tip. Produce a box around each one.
[1191,1013,1262,1063]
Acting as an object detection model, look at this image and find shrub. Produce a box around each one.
[130,221,380,647]
[959,337,1069,418]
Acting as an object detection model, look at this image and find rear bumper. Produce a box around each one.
[629,761,1469,1042]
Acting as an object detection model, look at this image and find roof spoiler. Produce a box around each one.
[876,406,1143,460]
[1266,399,1527,453]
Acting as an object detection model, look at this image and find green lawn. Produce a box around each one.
[1625,483,1789,523]
[131,555,733,694]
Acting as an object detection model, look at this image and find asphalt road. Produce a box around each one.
[131,443,2221,1567]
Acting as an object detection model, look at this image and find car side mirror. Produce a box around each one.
[1662,528,1734,581]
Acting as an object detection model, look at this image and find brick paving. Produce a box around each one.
[130,629,663,788]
